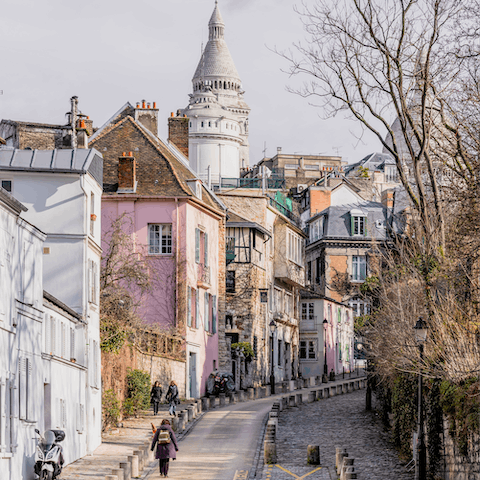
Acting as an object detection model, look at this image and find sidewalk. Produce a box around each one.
[60,374,365,480]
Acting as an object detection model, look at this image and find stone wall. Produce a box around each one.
[442,417,480,480]
[102,342,186,406]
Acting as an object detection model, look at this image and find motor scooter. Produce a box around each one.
[34,429,65,480]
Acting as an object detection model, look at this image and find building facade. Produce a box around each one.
[0,148,103,455]
[90,103,226,398]
[219,189,306,388]
[181,1,251,184]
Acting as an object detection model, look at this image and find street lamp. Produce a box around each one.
[269,320,276,395]
[322,319,328,383]
[413,317,428,480]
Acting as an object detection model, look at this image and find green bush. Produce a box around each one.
[123,368,151,417]
[102,389,121,431]
[231,342,254,361]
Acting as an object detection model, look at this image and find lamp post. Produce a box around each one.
[269,320,276,395]
[322,319,328,383]
[414,317,428,480]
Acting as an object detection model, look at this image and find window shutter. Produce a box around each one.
[0,377,5,452]
[204,233,208,266]
[19,358,26,420]
[212,295,217,334]
[88,260,92,303]
[70,327,76,361]
[94,262,98,304]
[45,315,51,353]
[51,317,56,355]
[195,289,199,329]
[364,216,368,236]
[350,216,354,236]
[195,229,200,263]
[187,288,192,327]
[26,359,33,421]
[23,242,34,305]
[204,292,209,331]
[61,323,66,358]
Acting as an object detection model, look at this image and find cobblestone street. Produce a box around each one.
[259,389,414,480]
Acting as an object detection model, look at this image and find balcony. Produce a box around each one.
[300,316,317,332]
[197,263,211,289]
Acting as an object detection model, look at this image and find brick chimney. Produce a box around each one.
[310,188,331,215]
[134,100,159,135]
[118,152,137,193]
[381,189,395,208]
[76,119,88,149]
[168,110,189,159]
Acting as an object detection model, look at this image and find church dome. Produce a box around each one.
[193,1,241,83]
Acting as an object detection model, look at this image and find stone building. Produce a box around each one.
[180,0,251,184]
[218,189,306,388]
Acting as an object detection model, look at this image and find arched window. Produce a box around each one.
[208,121,211,127]
[215,81,217,89]
[201,121,204,128]
[224,81,227,89]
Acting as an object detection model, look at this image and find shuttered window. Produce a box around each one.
[204,232,209,267]
[0,377,5,452]
[204,292,209,332]
[61,323,66,358]
[195,228,200,263]
[187,288,192,327]
[51,317,56,355]
[19,357,33,422]
[70,327,76,361]
[44,315,51,353]
[195,289,200,329]
[77,403,85,433]
[23,241,34,305]
[212,295,217,334]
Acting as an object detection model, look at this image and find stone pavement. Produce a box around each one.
[259,389,414,480]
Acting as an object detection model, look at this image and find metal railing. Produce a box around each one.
[197,263,211,285]
[268,195,301,225]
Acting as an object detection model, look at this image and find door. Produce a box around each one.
[189,352,197,399]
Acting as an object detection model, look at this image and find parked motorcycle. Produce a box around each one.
[34,429,65,480]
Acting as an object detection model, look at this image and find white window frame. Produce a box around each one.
[352,255,367,282]
[148,224,172,255]
[301,303,314,321]
[299,339,317,360]
[287,230,303,266]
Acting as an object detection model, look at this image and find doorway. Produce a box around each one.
[189,352,197,399]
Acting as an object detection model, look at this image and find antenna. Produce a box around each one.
[262,141,267,159]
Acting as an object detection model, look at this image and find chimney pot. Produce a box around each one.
[147,103,151,109]
[153,102,157,109]
[136,102,140,108]
[142,100,146,108]
[183,114,187,118]
[128,151,133,157]
[171,112,174,117]
[122,152,126,157]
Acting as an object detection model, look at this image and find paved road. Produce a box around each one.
[259,389,414,480]
[145,398,273,480]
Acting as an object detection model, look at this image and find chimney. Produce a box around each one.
[77,119,88,149]
[118,152,137,192]
[381,189,395,209]
[134,100,159,135]
[70,96,78,148]
[168,110,189,159]
[310,188,331,215]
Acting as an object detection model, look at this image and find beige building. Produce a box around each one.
[218,189,306,388]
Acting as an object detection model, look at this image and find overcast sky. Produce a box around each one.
[1,0,383,165]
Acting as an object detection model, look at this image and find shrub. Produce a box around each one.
[231,342,254,361]
[102,389,121,431]
[123,368,151,417]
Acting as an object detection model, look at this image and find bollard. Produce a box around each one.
[303,378,309,388]
[342,383,348,394]
[307,445,320,465]
[345,466,357,479]
[238,390,245,402]
[171,416,179,432]
[316,389,323,400]
[195,399,201,414]
[112,469,124,480]
[281,396,288,410]
[201,397,209,412]
[330,386,336,397]
[127,455,139,478]
[133,450,143,470]
[341,458,355,480]
[335,447,348,474]
[315,375,322,385]
[247,387,254,400]
[324,388,329,398]
[354,380,359,390]
[260,387,267,398]
[105,476,118,480]
[229,393,235,404]
[209,396,216,409]
[337,385,343,395]
[265,385,271,396]
[296,393,303,405]
[119,462,131,480]
[219,393,226,407]
[177,411,186,431]
[187,405,194,421]
[264,441,277,464]
[307,391,316,403]
[289,395,296,407]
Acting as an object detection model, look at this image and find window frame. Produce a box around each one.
[352,255,367,282]
[148,224,173,255]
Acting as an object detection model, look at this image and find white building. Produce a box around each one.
[183,0,251,184]
[0,187,46,480]
[0,148,103,458]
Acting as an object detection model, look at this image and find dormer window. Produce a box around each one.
[350,209,367,236]
[187,179,203,200]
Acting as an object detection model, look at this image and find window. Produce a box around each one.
[88,260,98,305]
[385,166,397,183]
[149,224,172,254]
[299,340,317,360]
[90,193,95,237]
[287,230,303,265]
[226,271,235,293]
[310,217,323,243]
[278,340,282,366]
[285,293,293,316]
[19,356,34,421]
[315,257,321,284]
[91,340,99,389]
[195,228,208,265]
[274,288,283,313]
[1,180,12,192]
[307,261,312,283]
[187,288,192,327]
[225,314,233,328]
[253,336,258,358]
[201,121,204,127]
[350,212,367,236]
[352,256,367,281]
[301,303,314,321]
[23,241,34,305]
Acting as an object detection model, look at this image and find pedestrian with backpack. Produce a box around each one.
[165,380,179,417]
[151,419,178,478]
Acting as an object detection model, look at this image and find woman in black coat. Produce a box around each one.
[151,419,178,477]
[150,381,163,415]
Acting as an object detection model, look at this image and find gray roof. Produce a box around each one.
[344,152,395,176]
[307,201,401,241]
[0,148,103,186]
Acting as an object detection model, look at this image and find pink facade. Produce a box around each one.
[102,197,221,398]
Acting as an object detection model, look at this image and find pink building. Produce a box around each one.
[90,102,226,398]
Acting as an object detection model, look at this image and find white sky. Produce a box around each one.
[0,0,383,165]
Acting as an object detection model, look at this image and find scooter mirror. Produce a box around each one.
[35,429,40,435]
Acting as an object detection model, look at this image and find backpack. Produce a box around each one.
[158,430,171,445]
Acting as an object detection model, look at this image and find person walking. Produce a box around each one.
[151,419,178,478]
[166,380,179,417]
[150,381,163,416]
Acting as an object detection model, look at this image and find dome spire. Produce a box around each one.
[209,0,225,40]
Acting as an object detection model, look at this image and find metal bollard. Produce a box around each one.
[119,461,131,480]
[307,445,320,465]
[127,455,139,478]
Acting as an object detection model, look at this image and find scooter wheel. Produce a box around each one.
[40,470,53,480]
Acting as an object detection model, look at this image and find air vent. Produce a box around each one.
[43,247,51,255]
